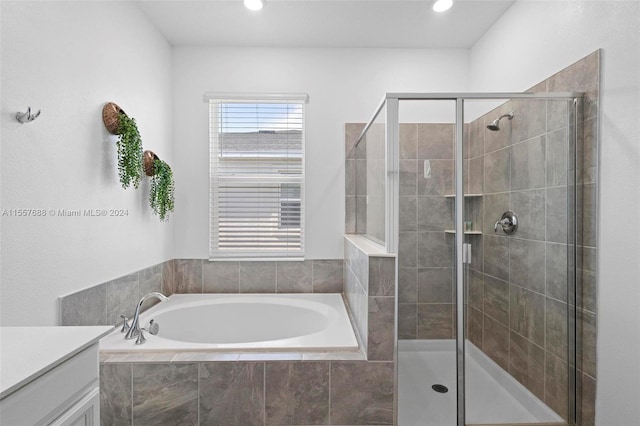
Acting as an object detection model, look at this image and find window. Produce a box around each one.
[207,94,307,259]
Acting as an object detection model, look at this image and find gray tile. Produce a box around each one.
[356,159,367,196]
[546,186,569,244]
[467,306,483,349]
[546,127,569,187]
[312,259,343,293]
[547,98,569,133]
[484,148,510,194]
[483,314,509,371]
[203,261,239,293]
[467,269,484,310]
[417,159,454,196]
[100,363,132,426]
[546,242,568,302]
[468,156,484,194]
[510,286,545,346]
[399,195,417,231]
[139,264,162,311]
[399,160,418,196]
[368,297,395,360]
[578,371,597,426]
[399,232,417,268]
[511,189,546,241]
[60,284,107,326]
[417,304,453,339]
[398,303,417,339]
[330,362,394,425]
[581,183,597,247]
[546,297,568,360]
[469,119,484,159]
[545,353,569,421]
[132,363,198,425]
[345,196,356,234]
[277,260,312,293]
[509,238,545,293]
[369,257,395,297]
[581,117,597,184]
[511,135,546,190]
[483,275,509,326]
[417,268,453,303]
[200,362,264,426]
[483,235,510,282]
[356,196,367,234]
[417,195,453,231]
[399,123,418,159]
[482,192,510,235]
[106,272,139,326]
[417,232,453,268]
[345,159,356,196]
[173,259,203,294]
[240,261,276,293]
[417,123,454,159]
[162,259,175,295]
[578,309,597,378]
[265,362,329,426]
[509,332,545,401]
[398,268,417,303]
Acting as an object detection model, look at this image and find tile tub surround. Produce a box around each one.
[100,358,394,426]
[344,235,396,362]
[60,258,344,327]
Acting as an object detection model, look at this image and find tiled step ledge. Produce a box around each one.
[344,234,395,258]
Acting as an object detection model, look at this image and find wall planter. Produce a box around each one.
[102,102,143,189]
[148,155,175,221]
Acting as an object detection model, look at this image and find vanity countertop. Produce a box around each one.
[0,326,113,399]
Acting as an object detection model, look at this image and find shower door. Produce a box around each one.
[394,93,579,426]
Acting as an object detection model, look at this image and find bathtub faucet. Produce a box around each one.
[124,292,169,344]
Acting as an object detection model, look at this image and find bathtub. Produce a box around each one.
[100,293,359,352]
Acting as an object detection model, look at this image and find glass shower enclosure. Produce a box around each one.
[355,93,582,425]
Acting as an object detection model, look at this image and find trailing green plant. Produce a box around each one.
[116,113,143,189]
[149,159,175,221]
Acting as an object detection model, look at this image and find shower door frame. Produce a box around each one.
[377,92,583,426]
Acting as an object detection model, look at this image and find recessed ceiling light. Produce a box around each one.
[433,0,453,13]
[244,0,264,11]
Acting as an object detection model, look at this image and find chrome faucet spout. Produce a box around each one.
[124,292,169,340]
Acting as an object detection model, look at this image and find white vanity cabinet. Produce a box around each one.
[0,326,112,426]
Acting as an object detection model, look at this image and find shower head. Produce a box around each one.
[487,112,514,131]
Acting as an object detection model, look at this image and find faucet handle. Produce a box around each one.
[119,315,130,333]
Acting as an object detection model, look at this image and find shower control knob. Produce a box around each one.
[494,211,518,234]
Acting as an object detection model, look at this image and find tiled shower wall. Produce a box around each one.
[463,51,599,424]
[60,259,344,326]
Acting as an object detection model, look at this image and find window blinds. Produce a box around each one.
[208,95,306,259]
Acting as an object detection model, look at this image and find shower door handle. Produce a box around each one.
[494,211,518,234]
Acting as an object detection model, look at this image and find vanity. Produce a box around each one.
[0,326,112,425]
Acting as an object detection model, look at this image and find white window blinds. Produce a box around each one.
[208,94,307,259]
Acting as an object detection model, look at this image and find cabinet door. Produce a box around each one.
[49,387,99,426]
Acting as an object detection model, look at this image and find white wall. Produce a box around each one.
[469,1,640,424]
[172,47,469,259]
[0,1,173,326]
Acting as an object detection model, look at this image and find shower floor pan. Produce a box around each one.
[398,339,563,425]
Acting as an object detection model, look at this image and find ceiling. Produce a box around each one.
[135,0,515,48]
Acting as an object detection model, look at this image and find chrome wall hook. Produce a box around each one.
[16,107,41,124]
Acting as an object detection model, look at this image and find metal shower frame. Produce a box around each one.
[356,92,583,426]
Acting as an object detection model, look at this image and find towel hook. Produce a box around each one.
[16,107,41,124]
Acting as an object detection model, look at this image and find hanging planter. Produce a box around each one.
[149,157,175,221]
[102,102,143,189]
[143,150,159,177]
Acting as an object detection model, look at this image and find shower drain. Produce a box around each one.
[431,384,449,393]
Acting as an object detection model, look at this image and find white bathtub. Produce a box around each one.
[100,293,359,352]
